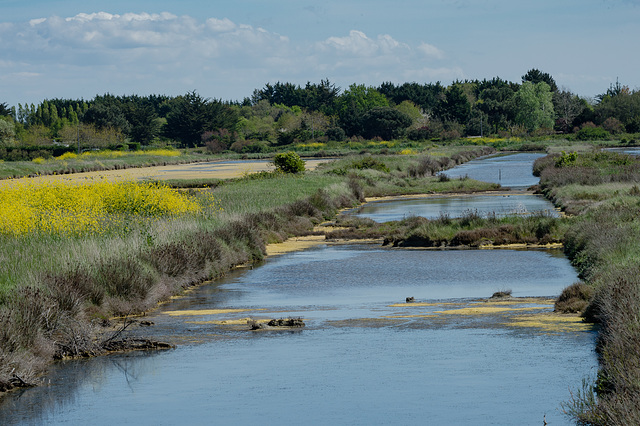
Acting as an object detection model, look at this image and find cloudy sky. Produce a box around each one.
[1,0,638,107]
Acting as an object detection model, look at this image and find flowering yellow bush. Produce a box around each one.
[54,149,181,161]
[56,152,78,160]
[0,179,203,236]
[399,148,417,155]
[296,142,326,149]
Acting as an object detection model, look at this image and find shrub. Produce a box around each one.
[555,151,578,167]
[601,117,625,135]
[408,156,440,177]
[555,282,594,313]
[350,156,390,173]
[575,127,611,141]
[273,151,305,174]
[407,126,432,141]
[325,127,346,142]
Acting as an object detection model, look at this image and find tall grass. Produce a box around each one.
[535,151,640,425]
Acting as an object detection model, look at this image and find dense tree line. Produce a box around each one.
[1,69,639,154]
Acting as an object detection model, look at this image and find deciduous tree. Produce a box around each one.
[512,81,555,132]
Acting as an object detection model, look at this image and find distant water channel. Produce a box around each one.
[347,152,555,222]
[347,193,559,223]
[442,152,546,189]
[0,152,598,425]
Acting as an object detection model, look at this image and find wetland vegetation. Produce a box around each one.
[1,70,640,424]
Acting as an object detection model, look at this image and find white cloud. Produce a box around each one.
[0,12,455,105]
[206,17,236,32]
[321,30,410,57]
[417,42,444,59]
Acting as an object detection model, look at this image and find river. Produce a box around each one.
[0,152,597,426]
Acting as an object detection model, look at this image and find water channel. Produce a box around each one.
[0,153,598,426]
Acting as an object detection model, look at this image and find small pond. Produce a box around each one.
[604,146,640,156]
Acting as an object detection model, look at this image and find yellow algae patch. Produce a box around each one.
[507,313,597,333]
[384,314,438,319]
[434,306,547,315]
[479,243,564,250]
[187,317,270,325]
[265,235,326,256]
[164,308,265,317]
[471,298,555,306]
[387,302,463,308]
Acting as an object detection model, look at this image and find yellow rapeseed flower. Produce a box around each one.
[0,179,206,236]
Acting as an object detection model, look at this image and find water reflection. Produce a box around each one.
[604,146,640,156]
[0,245,597,426]
[0,152,597,426]
[348,193,559,223]
[443,152,546,189]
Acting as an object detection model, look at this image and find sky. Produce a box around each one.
[1,0,639,108]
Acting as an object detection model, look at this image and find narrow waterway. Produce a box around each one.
[443,152,545,189]
[0,152,598,426]
[347,192,559,222]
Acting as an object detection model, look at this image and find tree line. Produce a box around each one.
[1,69,639,156]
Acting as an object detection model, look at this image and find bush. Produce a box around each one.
[575,127,611,141]
[407,126,432,141]
[273,151,305,174]
[325,127,346,142]
[408,156,440,177]
[350,156,390,173]
[602,117,625,135]
[555,282,593,313]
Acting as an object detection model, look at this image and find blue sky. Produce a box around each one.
[1,0,638,107]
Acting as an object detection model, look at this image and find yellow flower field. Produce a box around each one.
[0,179,204,236]
[53,149,181,161]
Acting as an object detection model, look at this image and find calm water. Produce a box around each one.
[348,193,559,222]
[348,152,554,222]
[0,152,596,425]
[443,152,546,189]
[0,245,597,426]
[604,146,640,156]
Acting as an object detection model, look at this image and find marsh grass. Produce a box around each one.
[331,210,565,248]
[0,166,364,391]
[535,152,640,424]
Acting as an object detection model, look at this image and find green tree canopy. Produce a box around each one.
[164,91,238,148]
[435,84,471,124]
[0,102,12,117]
[361,107,412,140]
[512,81,555,132]
[337,84,389,136]
[522,68,558,93]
